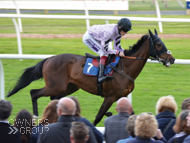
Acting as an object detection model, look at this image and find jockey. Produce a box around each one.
[83,18,132,83]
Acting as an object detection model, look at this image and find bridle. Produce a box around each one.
[148,36,172,65]
[123,36,171,64]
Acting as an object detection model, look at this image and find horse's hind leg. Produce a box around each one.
[30,87,60,117]
[50,83,79,100]
[30,88,43,117]
[31,83,79,117]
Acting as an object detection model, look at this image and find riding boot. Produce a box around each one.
[98,56,114,83]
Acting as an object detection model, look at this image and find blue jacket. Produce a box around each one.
[116,136,133,143]
[156,110,176,140]
[183,135,190,143]
[127,136,164,143]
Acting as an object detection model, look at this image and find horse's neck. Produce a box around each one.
[123,39,149,79]
[133,39,150,59]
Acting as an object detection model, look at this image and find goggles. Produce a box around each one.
[122,28,129,32]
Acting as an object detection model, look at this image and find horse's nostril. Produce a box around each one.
[170,58,175,64]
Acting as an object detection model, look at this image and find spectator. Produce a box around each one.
[181,98,190,110]
[30,100,59,143]
[14,109,33,143]
[117,115,137,143]
[0,99,21,143]
[104,97,132,143]
[155,95,177,140]
[168,110,190,143]
[69,96,103,143]
[183,110,190,143]
[127,112,166,143]
[70,121,89,143]
[37,97,97,143]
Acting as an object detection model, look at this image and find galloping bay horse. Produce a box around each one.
[7,29,175,125]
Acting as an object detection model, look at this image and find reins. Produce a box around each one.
[111,36,154,82]
[122,56,147,60]
[121,36,162,61]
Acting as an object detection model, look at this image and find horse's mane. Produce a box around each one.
[125,34,149,56]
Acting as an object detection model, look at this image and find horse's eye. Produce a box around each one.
[157,44,162,47]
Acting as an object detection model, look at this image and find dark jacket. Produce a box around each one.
[167,132,189,143]
[104,112,130,143]
[0,122,21,143]
[37,115,97,143]
[76,117,103,143]
[156,110,176,140]
[127,136,164,143]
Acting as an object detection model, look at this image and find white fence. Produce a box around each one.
[1,14,190,56]
[1,54,190,100]
[1,0,190,55]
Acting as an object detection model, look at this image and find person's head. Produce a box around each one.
[156,95,177,114]
[0,99,12,121]
[14,109,33,128]
[116,97,132,114]
[181,98,190,111]
[173,110,190,134]
[14,109,33,143]
[57,97,76,116]
[135,112,158,138]
[125,115,137,137]
[40,100,59,125]
[186,111,190,127]
[117,18,132,36]
[69,96,81,118]
[70,121,89,143]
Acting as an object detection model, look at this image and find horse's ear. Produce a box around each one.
[154,29,158,35]
[149,29,154,38]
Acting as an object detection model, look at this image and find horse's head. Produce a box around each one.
[149,29,175,67]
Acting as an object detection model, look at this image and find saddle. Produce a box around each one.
[83,53,120,97]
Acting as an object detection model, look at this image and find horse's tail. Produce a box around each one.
[6,58,48,97]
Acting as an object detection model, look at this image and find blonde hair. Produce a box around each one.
[135,113,158,138]
[156,95,177,114]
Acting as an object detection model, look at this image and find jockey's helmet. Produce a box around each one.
[117,18,132,33]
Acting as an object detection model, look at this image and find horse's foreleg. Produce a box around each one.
[93,96,115,126]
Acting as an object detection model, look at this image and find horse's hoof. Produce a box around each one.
[105,112,112,117]
[33,115,39,119]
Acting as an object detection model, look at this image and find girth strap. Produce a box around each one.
[110,65,135,82]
